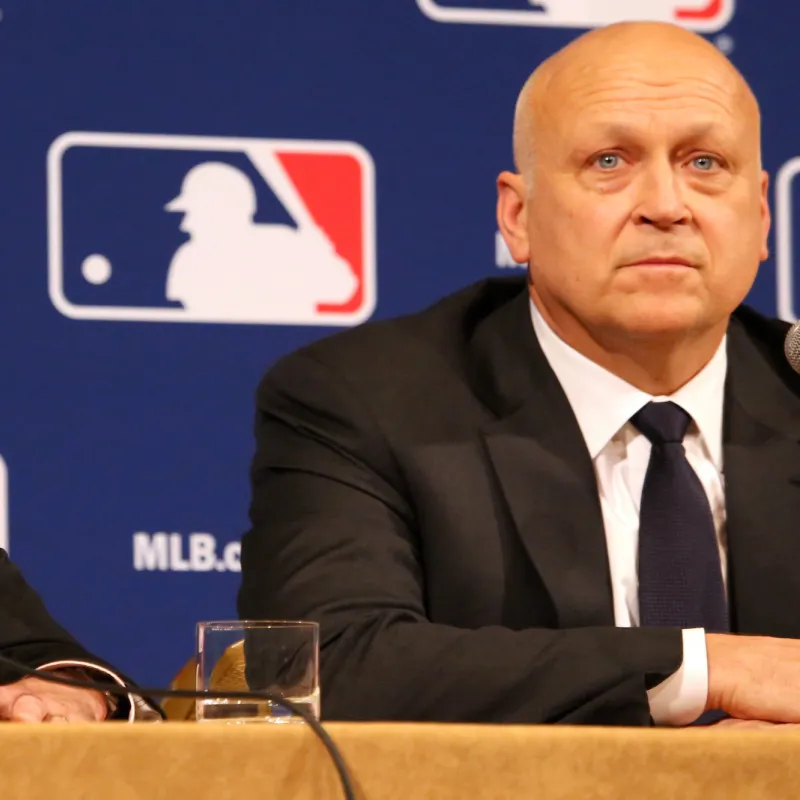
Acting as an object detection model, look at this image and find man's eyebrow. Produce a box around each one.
[580,120,732,143]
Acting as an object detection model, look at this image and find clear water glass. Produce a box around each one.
[196,620,320,724]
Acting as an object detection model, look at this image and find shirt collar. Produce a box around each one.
[530,300,727,468]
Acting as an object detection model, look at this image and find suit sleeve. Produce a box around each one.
[238,351,684,725]
[0,549,112,680]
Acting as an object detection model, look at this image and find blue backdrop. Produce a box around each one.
[0,0,796,687]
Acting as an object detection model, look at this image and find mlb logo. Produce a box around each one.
[47,132,376,326]
[416,0,734,32]
[775,158,800,322]
[0,456,7,553]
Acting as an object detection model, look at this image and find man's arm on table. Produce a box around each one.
[238,350,687,725]
[0,550,161,721]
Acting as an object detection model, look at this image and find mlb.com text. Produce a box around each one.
[133,532,241,572]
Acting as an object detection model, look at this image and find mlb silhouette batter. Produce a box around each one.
[165,160,356,322]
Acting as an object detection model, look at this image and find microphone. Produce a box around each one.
[0,654,355,800]
[785,320,800,374]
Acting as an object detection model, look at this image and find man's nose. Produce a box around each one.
[633,160,692,229]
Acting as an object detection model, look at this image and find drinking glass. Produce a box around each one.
[196,620,319,724]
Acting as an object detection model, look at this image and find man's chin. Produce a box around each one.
[604,298,713,339]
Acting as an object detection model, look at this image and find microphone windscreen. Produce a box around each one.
[784,320,800,374]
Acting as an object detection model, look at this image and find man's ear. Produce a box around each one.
[759,169,771,262]
[497,171,530,265]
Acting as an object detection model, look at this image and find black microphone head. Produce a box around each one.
[785,320,800,374]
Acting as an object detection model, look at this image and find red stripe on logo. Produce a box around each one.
[675,0,722,19]
[276,152,364,315]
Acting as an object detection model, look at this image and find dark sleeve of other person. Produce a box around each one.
[0,549,156,718]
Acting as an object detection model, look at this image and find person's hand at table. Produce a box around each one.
[0,676,107,722]
[705,634,800,726]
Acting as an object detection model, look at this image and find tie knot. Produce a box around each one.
[631,401,691,445]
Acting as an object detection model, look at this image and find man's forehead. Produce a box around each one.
[552,61,743,113]
[566,106,742,138]
[513,24,760,173]
[548,80,751,144]
[538,24,746,99]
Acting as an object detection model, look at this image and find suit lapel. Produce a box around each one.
[725,318,800,638]
[468,293,800,635]
[470,289,614,628]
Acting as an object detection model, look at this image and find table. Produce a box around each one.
[1,722,798,799]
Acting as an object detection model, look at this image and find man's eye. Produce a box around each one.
[692,155,718,171]
[595,154,620,170]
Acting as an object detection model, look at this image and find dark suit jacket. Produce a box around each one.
[238,277,800,725]
[0,549,108,676]
[0,549,143,717]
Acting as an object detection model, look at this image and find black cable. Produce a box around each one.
[0,654,356,800]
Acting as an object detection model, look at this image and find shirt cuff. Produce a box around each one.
[36,660,160,723]
[646,628,708,726]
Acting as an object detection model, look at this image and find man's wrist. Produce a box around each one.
[647,628,708,725]
[705,632,740,713]
[36,660,136,721]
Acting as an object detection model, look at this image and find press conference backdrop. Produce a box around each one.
[0,0,797,687]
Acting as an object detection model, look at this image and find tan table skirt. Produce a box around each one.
[0,721,798,799]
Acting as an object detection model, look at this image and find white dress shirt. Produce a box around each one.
[530,300,728,725]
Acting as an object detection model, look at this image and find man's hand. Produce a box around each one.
[706,634,800,724]
[0,676,107,722]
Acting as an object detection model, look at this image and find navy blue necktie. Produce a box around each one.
[631,402,729,634]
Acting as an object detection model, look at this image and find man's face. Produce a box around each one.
[503,56,770,342]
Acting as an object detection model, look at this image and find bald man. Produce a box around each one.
[239,22,800,727]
